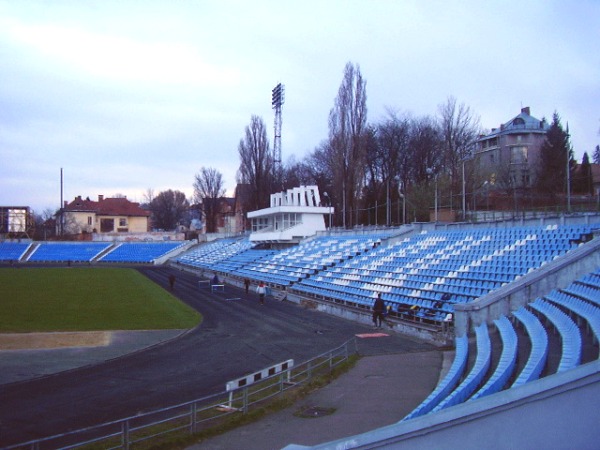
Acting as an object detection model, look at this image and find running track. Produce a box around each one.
[0,266,435,446]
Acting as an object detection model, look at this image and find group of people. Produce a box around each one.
[218,274,268,304]
[244,278,267,304]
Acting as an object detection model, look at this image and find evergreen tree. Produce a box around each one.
[535,112,573,199]
[593,144,600,165]
[573,152,593,195]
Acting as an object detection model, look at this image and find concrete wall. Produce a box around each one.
[285,291,452,345]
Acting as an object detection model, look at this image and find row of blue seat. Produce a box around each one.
[470,316,518,401]
[0,242,31,261]
[99,242,185,263]
[511,307,548,387]
[401,334,469,420]
[432,323,492,412]
[545,290,600,346]
[530,298,582,373]
[28,242,111,262]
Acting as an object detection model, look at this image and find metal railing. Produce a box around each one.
[4,339,357,450]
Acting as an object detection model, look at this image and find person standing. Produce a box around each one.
[257,281,267,305]
[168,274,176,291]
[373,293,385,328]
[244,278,250,295]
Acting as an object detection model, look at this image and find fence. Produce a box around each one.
[5,338,358,450]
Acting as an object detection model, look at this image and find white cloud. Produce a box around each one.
[1,0,599,213]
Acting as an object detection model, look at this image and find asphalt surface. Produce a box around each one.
[189,351,447,450]
[0,267,437,447]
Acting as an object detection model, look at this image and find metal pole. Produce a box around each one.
[462,160,466,221]
[567,145,571,213]
[434,177,438,222]
[386,177,390,226]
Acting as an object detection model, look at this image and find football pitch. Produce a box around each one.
[0,267,201,332]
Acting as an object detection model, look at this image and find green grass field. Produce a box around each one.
[0,267,201,333]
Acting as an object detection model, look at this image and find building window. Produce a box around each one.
[100,218,114,232]
[88,216,92,226]
[252,217,270,232]
[511,146,528,164]
[512,117,525,128]
[119,218,127,227]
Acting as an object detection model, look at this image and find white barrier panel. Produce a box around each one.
[198,280,210,289]
[226,359,294,392]
[211,284,225,293]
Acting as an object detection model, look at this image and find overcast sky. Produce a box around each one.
[1,0,599,213]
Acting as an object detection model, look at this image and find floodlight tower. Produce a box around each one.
[271,83,285,187]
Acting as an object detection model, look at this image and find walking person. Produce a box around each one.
[168,274,176,291]
[244,278,250,295]
[257,281,267,305]
[372,292,385,328]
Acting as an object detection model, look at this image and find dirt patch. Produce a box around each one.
[0,331,111,350]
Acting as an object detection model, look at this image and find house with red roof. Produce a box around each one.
[57,195,150,236]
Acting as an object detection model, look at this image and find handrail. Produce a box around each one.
[4,338,357,450]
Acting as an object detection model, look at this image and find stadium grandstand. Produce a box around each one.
[1,241,192,264]
[2,191,600,447]
[172,217,600,447]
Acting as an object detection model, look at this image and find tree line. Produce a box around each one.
[60,61,596,234]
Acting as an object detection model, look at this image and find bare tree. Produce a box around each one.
[370,111,412,224]
[142,188,155,207]
[328,61,368,228]
[193,167,226,233]
[438,97,481,209]
[409,115,443,184]
[408,115,444,221]
[236,115,274,211]
[149,190,189,231]
[281,155,316,190]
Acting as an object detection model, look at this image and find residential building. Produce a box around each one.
[57,195,150,236]
[475,107,549,189]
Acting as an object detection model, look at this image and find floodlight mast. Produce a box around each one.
[272,83,284,189]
